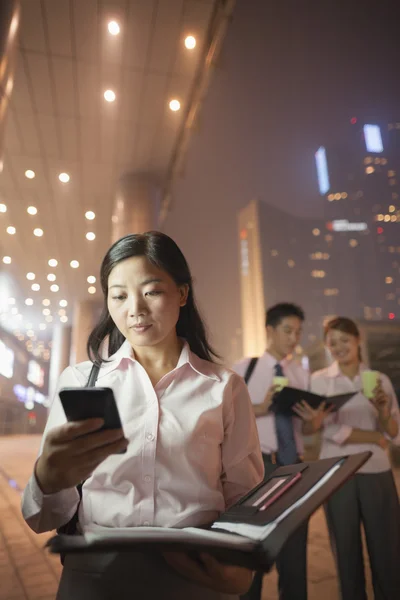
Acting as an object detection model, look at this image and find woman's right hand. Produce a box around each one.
[35,419,128,494]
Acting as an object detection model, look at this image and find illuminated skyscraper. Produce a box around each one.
[315,118,400,322]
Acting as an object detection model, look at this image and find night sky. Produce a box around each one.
[165,0,400,361]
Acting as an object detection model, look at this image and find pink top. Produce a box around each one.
[233,352,309,455]
[21,341,264,533]
[311,362,400,473]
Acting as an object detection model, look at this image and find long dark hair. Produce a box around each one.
[324,316,362,361]
[87,231,219,364]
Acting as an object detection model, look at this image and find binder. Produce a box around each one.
[269,386,355,416]
[46,452,370,572]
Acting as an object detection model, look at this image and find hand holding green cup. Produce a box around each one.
[272,376,289,392]
[362,370,379,399]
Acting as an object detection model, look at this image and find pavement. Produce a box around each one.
[1,435,399,600]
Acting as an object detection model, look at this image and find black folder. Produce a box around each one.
[269,386,355,416]
[46,452,371,572]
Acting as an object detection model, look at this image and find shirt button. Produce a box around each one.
[146,433,154,441]
[144,475,151,483]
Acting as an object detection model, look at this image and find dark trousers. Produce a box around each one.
[240,453,308,600]
[325,470,400,600]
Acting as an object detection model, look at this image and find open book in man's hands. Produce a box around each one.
[47,452,370,572]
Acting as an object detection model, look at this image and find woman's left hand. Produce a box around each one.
[369,378,391,419]
[163,551,253,595]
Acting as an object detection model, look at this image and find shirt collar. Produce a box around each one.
[98,338,220,381]
[264,351,290,368]
[325,361,366,378]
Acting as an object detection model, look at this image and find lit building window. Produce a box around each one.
[328,194,334,202]
[341,192,348,199]
[312,228,320,236]
[364,157,373,165]
[349,239,358,247]
[388,170,396,177]
[391,215,398,222]
[376,214,384,221]
[381,158,388,165]
[334,193,341,200]
[287,259,295,268]
[389,205,396,213]
[384,215,391,222]
[374,158,381,165]
[324,288,339,296]
[364,124,383,153]
[271,249,278,257]
[366,166,375,174]
[311,270,326,278]
[385,277,393,284]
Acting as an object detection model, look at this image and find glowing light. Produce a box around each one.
[33,228,43,237]
[364,124,383,153]
[25,170,35,179]
[26,272,35,280]
[169,99,181,112]
[108,21,120,35]
[315,147,330,195]
[184,35,196,50]
[42,299,50,306]
[27,206,37,215]
[31,284,40,291]
[47,273,56,282]
[2,256,11,264]
[7,226,16,235]
[70,260,79,269]
[86,232,96,241]
[88,286,96,294]
[0,203,7,212]
[104,90,116,102]
[48,259,58,267]
[59,300,68,307]
[87,276,96,284]
[25,298,34,306]
[85,211,95,220]
[50,284,59,292]
[59,172,70,183]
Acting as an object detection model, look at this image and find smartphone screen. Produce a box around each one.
[59,387,126,452]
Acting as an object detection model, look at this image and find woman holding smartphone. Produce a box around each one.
[311,317,400,600]
[22,231,264,600]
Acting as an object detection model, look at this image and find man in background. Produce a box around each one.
[233,303,328,600]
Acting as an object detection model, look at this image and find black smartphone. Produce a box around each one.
[59,387,126,453]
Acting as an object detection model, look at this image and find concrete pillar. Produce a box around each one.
[70,300,102,365]
[111,174,160,243]
[48,324,72,400]
[0,1,20,171]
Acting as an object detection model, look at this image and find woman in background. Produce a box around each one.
[311,316,400,600]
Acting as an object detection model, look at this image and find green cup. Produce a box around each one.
[362,370,379,399]
[273,376,289,391]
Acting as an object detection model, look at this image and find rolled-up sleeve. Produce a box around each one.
[381,374,400,446]
[221,373,264,507]
[21,366,84,533]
